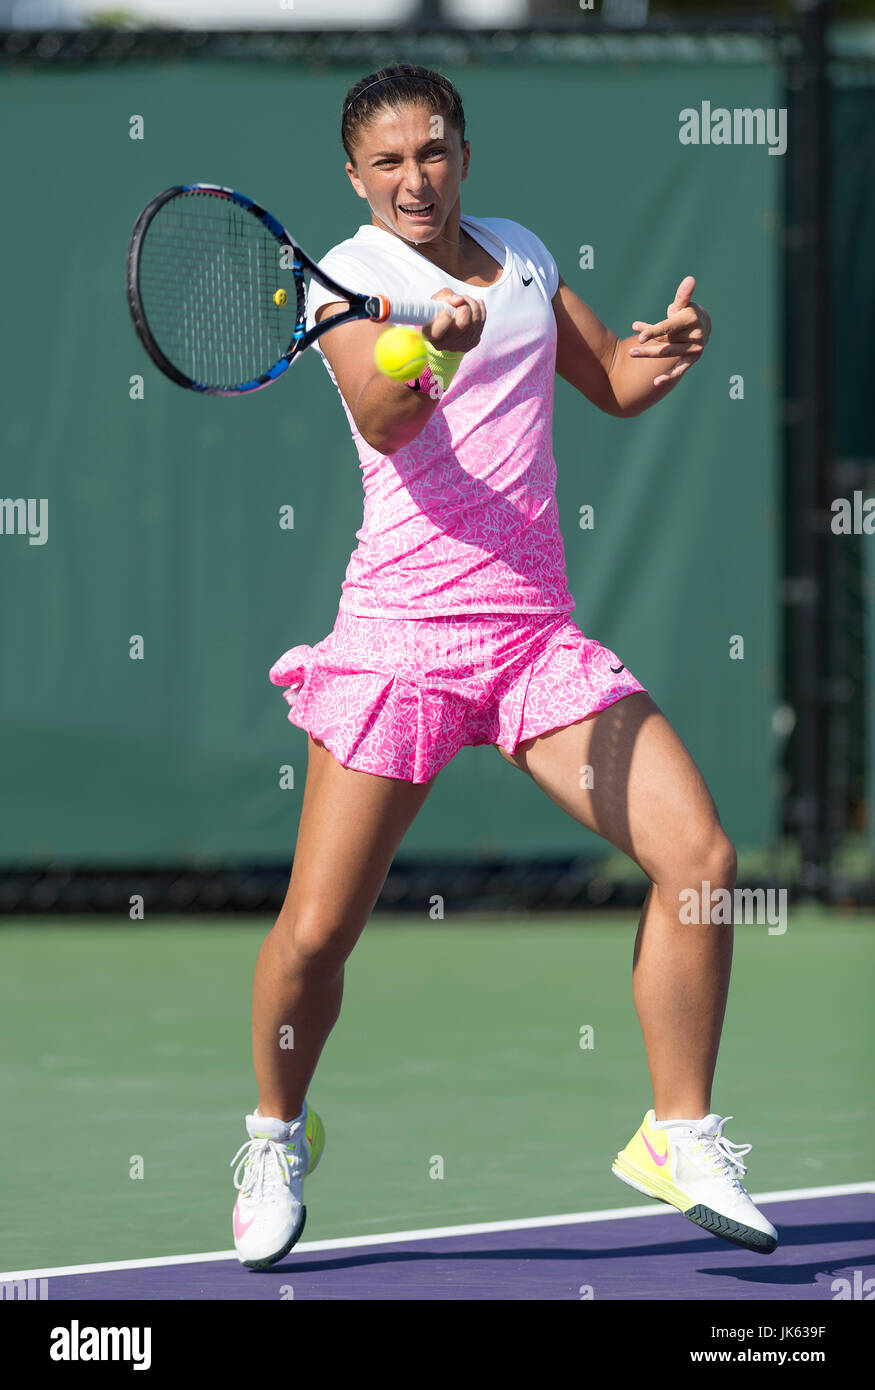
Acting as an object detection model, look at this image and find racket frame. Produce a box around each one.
[126,183,402,396]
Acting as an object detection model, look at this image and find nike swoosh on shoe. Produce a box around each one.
[233,1203,256,1239]
[641,1132,669,1166]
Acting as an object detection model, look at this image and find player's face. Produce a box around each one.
[345,103,469,246]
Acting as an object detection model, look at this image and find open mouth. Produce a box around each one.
[398,202,435,222]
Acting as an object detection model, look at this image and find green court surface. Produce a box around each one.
[0,908,871,1273]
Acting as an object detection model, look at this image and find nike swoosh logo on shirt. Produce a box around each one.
[521,274,533,286]
[641,1132,669,1166]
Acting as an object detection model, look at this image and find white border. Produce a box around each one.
[1,1182,871,1282]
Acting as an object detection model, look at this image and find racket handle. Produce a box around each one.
[368,296,456,326]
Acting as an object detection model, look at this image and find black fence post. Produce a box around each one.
[782,0,836,899]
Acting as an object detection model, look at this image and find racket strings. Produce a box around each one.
[138,194,296,389]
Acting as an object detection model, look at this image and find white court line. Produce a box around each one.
[2,1180,871,1283]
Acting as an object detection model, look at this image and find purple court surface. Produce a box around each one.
[8,1186,874,1300]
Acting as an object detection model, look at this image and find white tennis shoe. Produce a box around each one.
[231,1100,325,1269]
[613,1110,778,1253]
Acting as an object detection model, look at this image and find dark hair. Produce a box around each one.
[341,63,466,162]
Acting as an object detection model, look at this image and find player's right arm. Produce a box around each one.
[315,288,486,455]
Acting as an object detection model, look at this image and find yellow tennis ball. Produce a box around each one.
[374,326,427,381]
[274,288,287,306]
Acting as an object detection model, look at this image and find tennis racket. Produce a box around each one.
[125,183,456,396]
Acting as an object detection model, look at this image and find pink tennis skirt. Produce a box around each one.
[268,608,647,783]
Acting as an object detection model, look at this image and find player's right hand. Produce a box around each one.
[423,289,486,353]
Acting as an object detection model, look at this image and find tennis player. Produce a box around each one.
[230,64,778,1268]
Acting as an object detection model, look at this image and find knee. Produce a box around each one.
[696,825,737,889]
[272,910,355,977]
[664,822,737,891]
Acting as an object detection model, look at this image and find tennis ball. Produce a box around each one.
[274,288,287,306]
[374,326,427,381]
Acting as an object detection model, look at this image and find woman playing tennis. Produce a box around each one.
[230,64,778,1268]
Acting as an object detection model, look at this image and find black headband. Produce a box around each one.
[343,73,454,117]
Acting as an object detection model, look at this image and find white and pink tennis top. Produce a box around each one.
[305,215,577,619]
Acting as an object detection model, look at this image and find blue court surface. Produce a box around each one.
[5,1184,872,1301]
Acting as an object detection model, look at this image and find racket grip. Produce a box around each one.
[369,296,456,326]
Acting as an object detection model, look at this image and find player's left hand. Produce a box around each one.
[629,276,711,386]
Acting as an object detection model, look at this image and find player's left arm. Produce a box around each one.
[553,273,711,419]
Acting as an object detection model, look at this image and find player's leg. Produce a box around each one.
[497,693,778,1252]
[497,692,734,1121]
[233,735,437,1268]
[253,734,437,1123]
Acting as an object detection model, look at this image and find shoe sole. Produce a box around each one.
[612,1158,778,1255]
[683,1201,778,1254]
[241,1204,307,1271]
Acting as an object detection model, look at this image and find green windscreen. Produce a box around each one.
[0,58,781,863]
